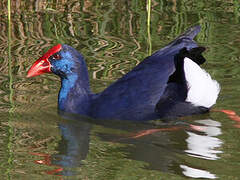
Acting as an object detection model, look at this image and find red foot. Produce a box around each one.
[29,151,63,176]
[129,124,205,139]
[212,109,236,116]
[120,108,240,140]
[213,109,240,128]
[46,167,64,177]
[189,124,205,132]
[130,127,182,138]
[234,124,240,128]
[228,115,240,122]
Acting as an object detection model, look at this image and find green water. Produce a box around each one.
[1,0,240,179]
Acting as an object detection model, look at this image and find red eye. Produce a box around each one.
[53,54,61,60]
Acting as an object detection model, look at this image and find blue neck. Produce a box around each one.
[58,72,92,116]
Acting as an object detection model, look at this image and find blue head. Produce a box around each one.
[49,45,88,79]
[27,44,90,85]
[27,44,91,113]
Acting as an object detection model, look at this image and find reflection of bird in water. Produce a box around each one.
[29,117,92,177]
[180,165,217,179]
[52,119,92,176]
[180,119,223,179]
[53,121,91,171]
[29,115,224,179]
[185,119,223,160]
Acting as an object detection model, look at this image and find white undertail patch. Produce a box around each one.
[184,57,220,108]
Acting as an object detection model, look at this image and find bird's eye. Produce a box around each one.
[52,54,61,60]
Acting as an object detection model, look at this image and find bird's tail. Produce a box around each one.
[153,25,202,57]
[177,25,201,40]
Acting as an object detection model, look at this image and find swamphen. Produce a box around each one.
[27,25,220,121]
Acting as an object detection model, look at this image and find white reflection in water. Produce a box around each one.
[185,119,223,160]
[181,119,222,179]
[180,165,217,179]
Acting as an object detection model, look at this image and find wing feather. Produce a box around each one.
[91,26,201,120]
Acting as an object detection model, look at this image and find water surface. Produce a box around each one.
[1,0,240,179]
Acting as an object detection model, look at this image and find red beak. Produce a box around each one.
[27,58,51,78]
[27,44,62,78]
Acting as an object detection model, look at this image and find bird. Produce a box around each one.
[27,25,220,121]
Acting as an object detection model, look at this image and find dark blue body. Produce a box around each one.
[50,26,208,121]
